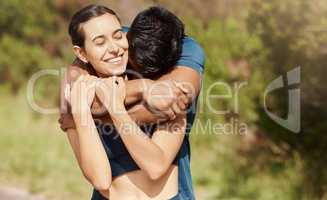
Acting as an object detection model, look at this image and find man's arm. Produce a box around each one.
[126,36,205,124]
[124,78,150,106]
[127,66,202,124]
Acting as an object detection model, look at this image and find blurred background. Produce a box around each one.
[0,0,326,199]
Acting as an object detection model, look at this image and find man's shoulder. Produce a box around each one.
[182,36,205,63]
[177,36,205,75]
[122,26,129,33]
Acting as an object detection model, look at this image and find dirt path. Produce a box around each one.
[0,186,45,200]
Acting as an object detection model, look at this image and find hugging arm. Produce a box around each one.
[125,36,204,124]
[126,66,202,124]
[61,63,202,128]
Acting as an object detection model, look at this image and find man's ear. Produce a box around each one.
[73,45,88,63]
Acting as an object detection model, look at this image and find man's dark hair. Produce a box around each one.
[68,4,120,47]
[127,6,185,78]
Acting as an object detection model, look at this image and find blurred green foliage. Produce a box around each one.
[0,0,326,199]
[0,0,77,98]
[185,0,326,199]
[247,0,327,198]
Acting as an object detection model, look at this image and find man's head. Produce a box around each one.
[127,6,185,78]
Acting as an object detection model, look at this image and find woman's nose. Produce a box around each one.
[107,42,119,54]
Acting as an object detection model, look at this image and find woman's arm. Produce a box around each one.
[60,71,112,192]
[112,111,186,180]
[72,107,112,191]
[64,118,111,197]
[100,76,186,180]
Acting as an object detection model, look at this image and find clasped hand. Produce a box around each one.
[70,75,126,115]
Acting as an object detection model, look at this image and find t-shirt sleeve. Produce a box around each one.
[122,26,129,33]
[176,37,205,75]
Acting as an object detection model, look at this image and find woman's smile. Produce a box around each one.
[106,56,122,64]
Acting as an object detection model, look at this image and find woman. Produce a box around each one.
[62,5,186,200]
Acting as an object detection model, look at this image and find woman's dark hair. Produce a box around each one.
[127,6,185,78]
[68,4,120,47]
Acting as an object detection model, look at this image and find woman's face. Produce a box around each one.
[81,13,128,77]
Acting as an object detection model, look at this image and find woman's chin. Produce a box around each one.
[94,63,126,77]
[110,67,126,76]
[100,67,125,77]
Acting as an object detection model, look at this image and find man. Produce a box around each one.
[60,6,204,200]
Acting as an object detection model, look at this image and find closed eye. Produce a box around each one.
[94,38,105,46]
[113,30,123,40]
[92,35,106,45]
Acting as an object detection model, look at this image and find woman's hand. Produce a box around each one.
[96,76,126,114]
[70,75,97,114]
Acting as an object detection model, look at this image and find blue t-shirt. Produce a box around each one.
[175,36,204,200]
[91,27,205,200]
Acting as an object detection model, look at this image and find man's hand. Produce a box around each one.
[58,113,75,131]
[142,80,191,120]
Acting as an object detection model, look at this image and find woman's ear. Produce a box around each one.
[73,45,88,63]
